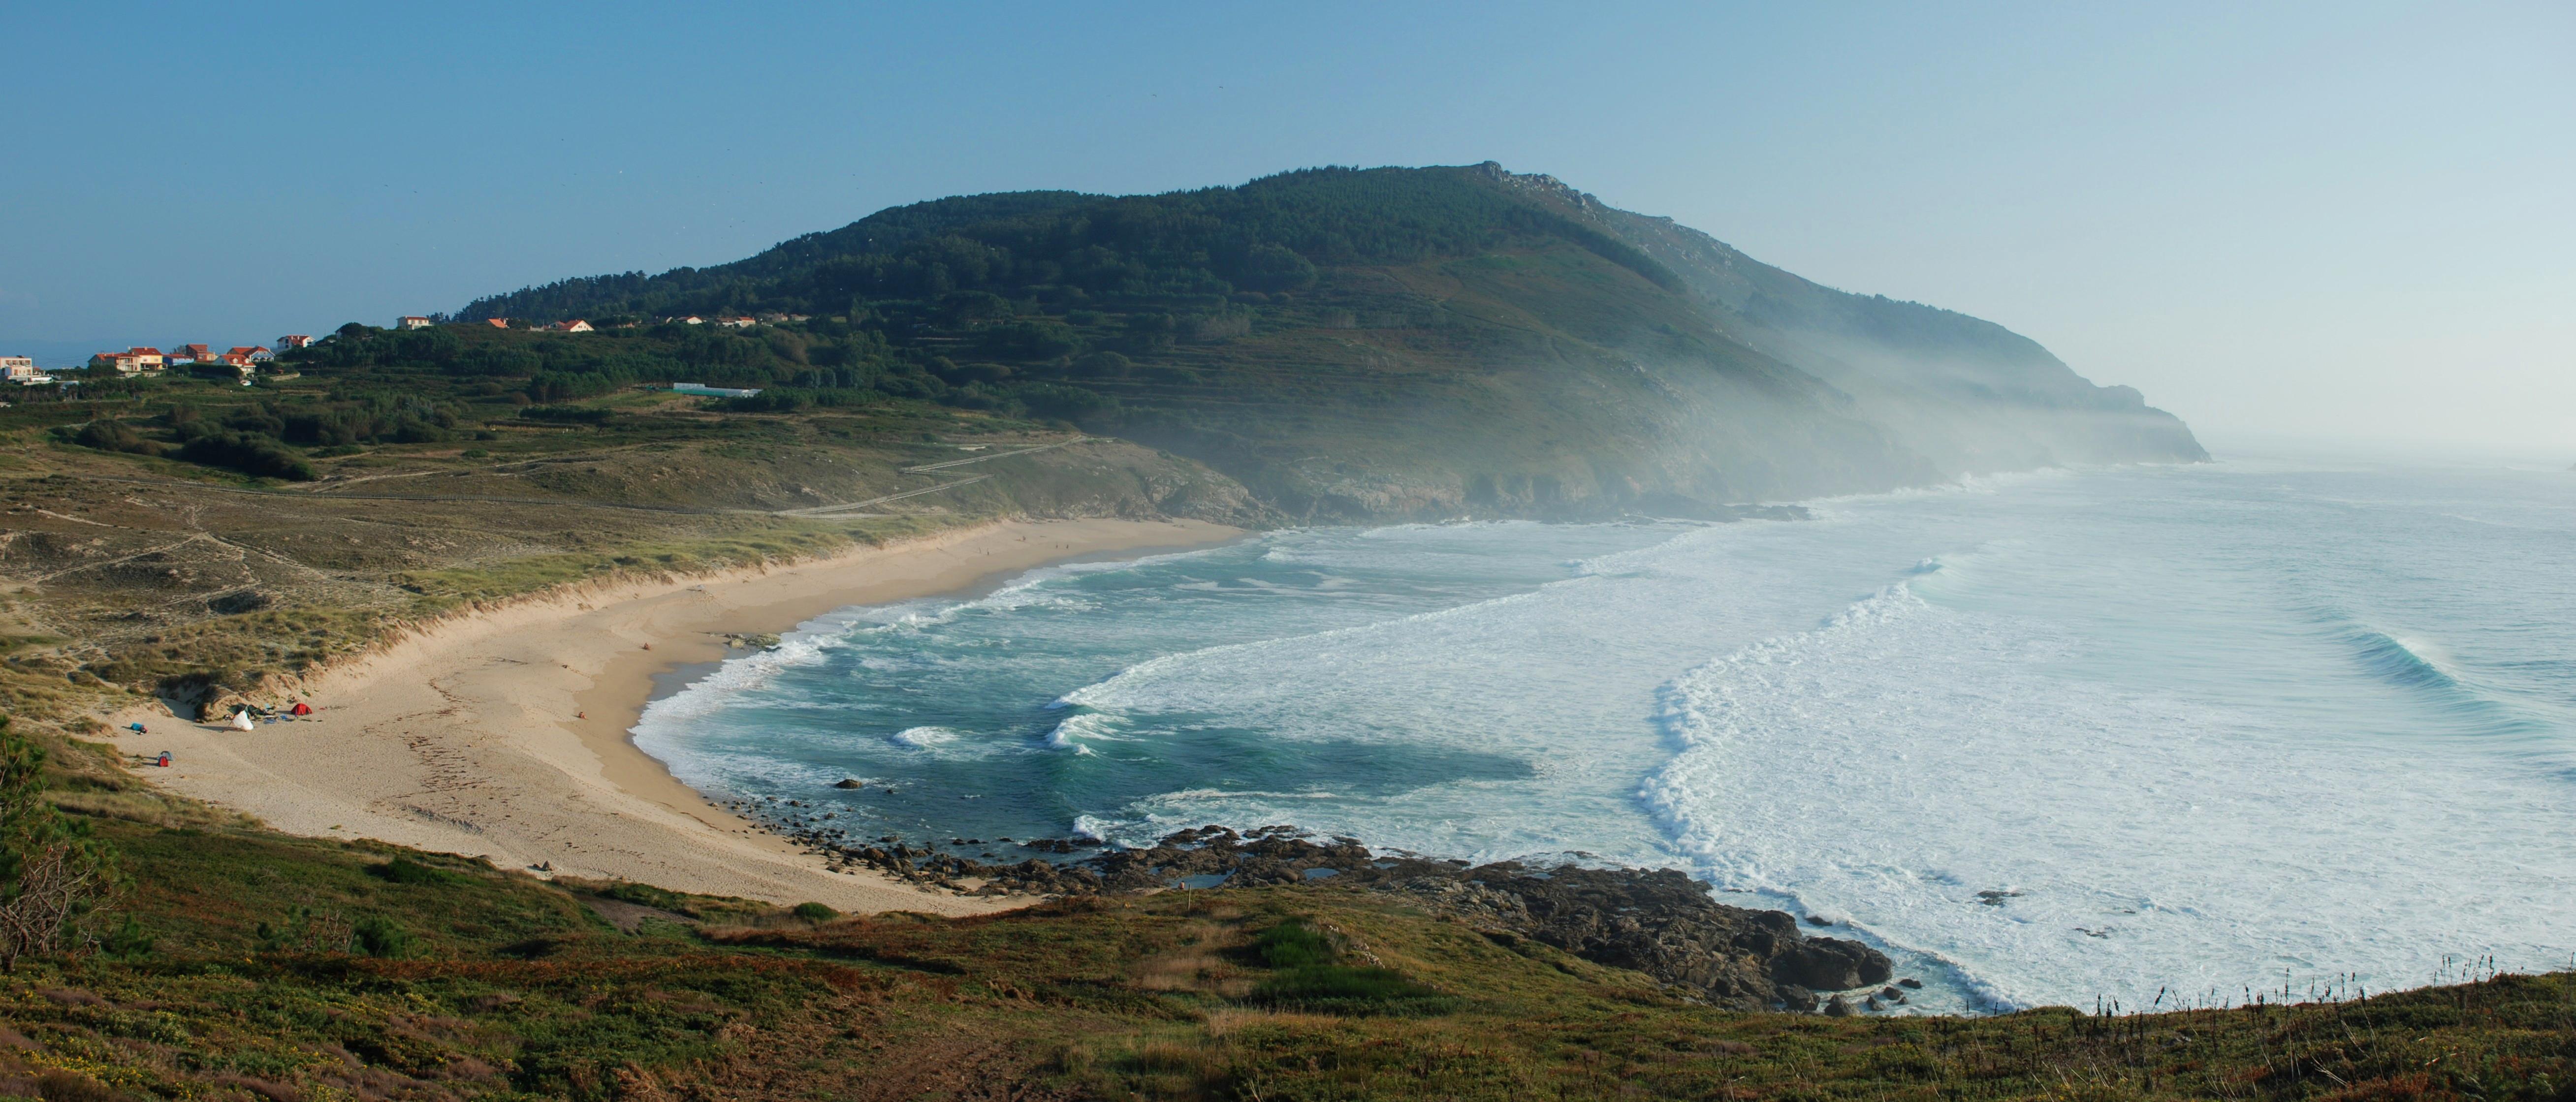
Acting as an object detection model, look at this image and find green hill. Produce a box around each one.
[458,163,2203,519]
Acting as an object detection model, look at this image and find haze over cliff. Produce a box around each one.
[463,163,2204,519]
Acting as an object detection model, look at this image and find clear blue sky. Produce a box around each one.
[4,2,2568,450]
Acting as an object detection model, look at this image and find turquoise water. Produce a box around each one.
[634,454,2576,1010]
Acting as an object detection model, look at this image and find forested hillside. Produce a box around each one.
[452,163,2204,518]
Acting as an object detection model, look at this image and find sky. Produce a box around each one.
[3,2,2569,453]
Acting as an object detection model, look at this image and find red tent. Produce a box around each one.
[289,702,312,716]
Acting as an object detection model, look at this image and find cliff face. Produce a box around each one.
[460,163,2204,520]
[1479,163,2209,475]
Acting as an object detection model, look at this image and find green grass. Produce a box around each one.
[0,817,2567,1099]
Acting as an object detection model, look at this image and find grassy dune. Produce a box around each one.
[0,818,2563,1100]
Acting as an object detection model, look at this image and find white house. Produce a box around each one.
[397,316,435,330]
[276,334,316,349]
[0,355,46,383]
[544,319,595,333]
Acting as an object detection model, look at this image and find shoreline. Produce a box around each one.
[110,516,1240,914]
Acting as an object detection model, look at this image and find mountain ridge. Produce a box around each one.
[458,162,2204,518]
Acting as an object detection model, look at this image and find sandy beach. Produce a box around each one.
[108,517,1239,914]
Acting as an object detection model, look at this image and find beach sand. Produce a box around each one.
[108,517,1238,914]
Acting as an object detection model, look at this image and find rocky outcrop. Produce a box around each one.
[790,821,1891,1012]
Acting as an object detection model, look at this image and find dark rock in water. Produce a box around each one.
[1770,937,1892,992]
[1824,994,1856,1017]
[1898,977,1924,989]
[1881,986,1904,999]
[831,779,863,789]
[1865,996,1884,1012]
[1805,914,1834,926]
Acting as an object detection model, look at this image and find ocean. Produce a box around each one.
[632,452,2576,1012]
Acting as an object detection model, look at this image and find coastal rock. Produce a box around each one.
[1770,937,1893,992]
[783,819,1890,1013]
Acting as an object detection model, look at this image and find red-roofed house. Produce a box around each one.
[168,344,212,365]
[543,319,595,333]
[228,346,274,364]
[487,318,511,328]
[90,348,165,375]
[276,334,316,349]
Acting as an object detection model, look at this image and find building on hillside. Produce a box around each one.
[276,334,316,349]
[168,344,212,365]
[397,316,434,330]
[719,316,756,328]
[672,382,762,398]
[543,319,595,333]
[229,346,274,363]
[90,348,165,375]
[1,356,50,383]
[674,315,705,325]
[487,318,511,328]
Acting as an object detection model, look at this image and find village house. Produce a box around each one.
[89,347,165,375]
[276,334,315,349]
[542,319,595,333]
[487,318,511,328]
[397,316,434,330]
[229,346,274,363]
[675,315,705,325]
[167,344,212,365]
[719,316,757,328]
[1,356,52,384]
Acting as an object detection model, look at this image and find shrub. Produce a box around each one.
[72,419,164,457]
[1242,919,1457,1016]
[370,856,458,885]
[598,881,696,917]
[791,902,838,922]
[518,405,613,424]
[0,717,121,971]
[1013,382,1117,425]
[351,914,412,957]
[175,431,316,481]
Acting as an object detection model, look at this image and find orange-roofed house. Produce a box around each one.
[276,334,315,349]
[90,348,164,375]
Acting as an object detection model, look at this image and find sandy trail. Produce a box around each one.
[109,517,1238,914]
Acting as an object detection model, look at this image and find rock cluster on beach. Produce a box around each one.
[772,818,1894,1013]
